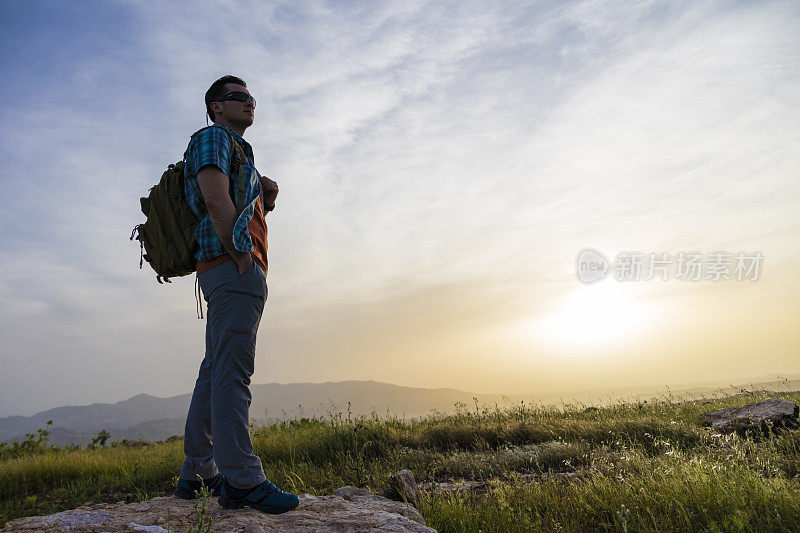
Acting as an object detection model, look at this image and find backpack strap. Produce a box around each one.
[185,125,249,214]
[230,137,247,214]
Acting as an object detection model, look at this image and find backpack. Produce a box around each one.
[131,126,248,283]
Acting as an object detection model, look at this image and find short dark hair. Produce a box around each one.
[205,75,247,122]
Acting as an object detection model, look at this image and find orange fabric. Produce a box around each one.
[249,191,269,273]
[197,188,269,276]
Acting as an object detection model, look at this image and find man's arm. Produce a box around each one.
[197,165,252,274]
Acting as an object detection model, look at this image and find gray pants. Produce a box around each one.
[180,259,268,489]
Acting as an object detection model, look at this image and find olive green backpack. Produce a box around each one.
[131,126,248,283]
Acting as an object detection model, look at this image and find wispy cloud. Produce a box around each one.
[0,0,798,416]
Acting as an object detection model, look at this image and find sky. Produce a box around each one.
[0,0,798,417]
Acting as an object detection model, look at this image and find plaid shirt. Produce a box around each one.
[183,123,264,262]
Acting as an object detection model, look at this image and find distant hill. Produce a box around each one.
[0,380,511,446]
[3,376,798,446]
[0,393,188,434]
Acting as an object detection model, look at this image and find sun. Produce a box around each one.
[531,283,655,351]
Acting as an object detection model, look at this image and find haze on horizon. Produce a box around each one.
[1,0,798,418]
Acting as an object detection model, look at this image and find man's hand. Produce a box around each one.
[260,176,278,208]
[234,252,253,275]
[231,252,253,276]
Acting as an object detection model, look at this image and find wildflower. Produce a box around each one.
[616,504,631,533]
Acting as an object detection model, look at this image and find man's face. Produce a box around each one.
[213,83,255,127]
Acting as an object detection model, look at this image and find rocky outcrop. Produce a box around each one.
[702,398,799,434]
[383,469,423,512]
[417,472,579,496]
[1,486,435,532]
[419,479,490,495]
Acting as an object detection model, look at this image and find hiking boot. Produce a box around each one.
[173,473,224,499]
[218,478,299,514]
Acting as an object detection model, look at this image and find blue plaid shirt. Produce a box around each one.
[183,123,264,261]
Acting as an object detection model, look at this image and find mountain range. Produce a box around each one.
[2,376,798,446]
[0,380,511,446]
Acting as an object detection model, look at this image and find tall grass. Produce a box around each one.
[1,388,798,531]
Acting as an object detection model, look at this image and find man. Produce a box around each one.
[172,75,299,514]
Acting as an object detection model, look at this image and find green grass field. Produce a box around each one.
[2,388,799,532]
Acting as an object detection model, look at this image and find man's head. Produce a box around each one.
[205,75,255,130]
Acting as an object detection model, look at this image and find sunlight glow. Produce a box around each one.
[523,283,655,352]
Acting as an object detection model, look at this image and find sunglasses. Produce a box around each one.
[217,91,256,107]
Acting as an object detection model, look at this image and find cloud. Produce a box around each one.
[0,0,798,416]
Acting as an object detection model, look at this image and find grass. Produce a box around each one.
[1,388,799,531]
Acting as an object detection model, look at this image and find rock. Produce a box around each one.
[333,486,426,526]
[121,440,153,448]
[540,472,578,481]
[382,470,423,513]
[1,488,436,532]
[419,479,490,495]
[702,398,799,434]
[418,471,580,497]
[128,524,168,532]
